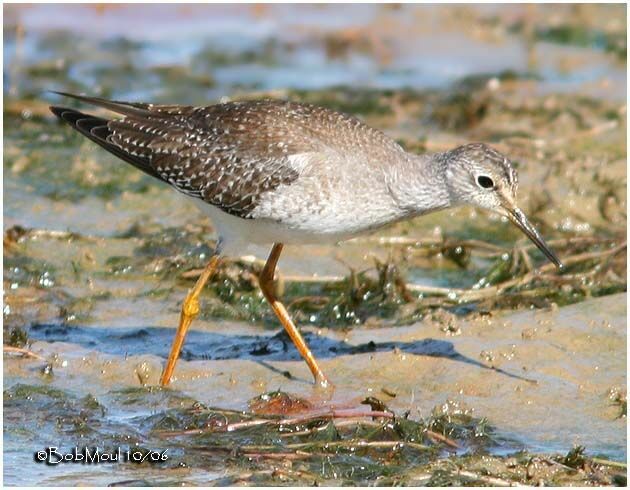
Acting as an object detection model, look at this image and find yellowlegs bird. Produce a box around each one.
[50,92,562,387]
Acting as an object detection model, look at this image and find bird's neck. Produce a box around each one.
[387,152,451,217]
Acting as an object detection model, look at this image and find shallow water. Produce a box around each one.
[4,293,626,485]
[3,3,627,486]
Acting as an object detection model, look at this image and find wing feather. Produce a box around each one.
[51,93,404,218]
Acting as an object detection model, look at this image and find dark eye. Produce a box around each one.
[476,175,494,189]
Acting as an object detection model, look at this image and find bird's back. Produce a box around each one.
[51,96,407,222]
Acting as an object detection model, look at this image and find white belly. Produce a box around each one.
[189,197,355,256]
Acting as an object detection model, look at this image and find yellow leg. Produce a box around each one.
[160,254,220,386]
[259,243,330,387]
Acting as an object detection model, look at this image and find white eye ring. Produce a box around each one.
[476,175,494,189]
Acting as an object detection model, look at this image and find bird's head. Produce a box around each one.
[442,143,563,268]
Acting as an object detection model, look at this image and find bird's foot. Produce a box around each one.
[314,374,334,392]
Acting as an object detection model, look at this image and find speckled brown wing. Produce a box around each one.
[51,94,407,219]
[107,101,327,218]
[51,96,341,218]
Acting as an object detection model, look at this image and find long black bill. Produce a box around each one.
[507,208,563,269]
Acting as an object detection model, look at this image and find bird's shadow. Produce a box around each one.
[28,323,536,384]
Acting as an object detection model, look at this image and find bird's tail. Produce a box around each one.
[49,95,162,180]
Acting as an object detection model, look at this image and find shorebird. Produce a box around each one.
[50,92,562,387]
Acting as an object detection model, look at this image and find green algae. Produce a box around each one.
[289,87,396,117]
[11,355,623,484]
[6,327,29,347]
[5,119,156,202]
[3,386,607,486]
[536,26,626,59]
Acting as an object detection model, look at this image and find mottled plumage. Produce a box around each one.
[50,92,560,266]
[51,95,404,220]
[50,91,562,388]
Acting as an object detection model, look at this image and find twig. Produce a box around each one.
[336,418,384,428]
[242,451,311,461]
[155,428,207,437]
[20,228,98,243]
[154,409,395,437]
[349,236,443,246]
[406,284,467,296]
[283,274,344,284]
[571,119,618,139]
[224,418,273,432]
[242,439,429,452]
[278,425,331,439]
[540,457,577,472]
[226,409,394,432]
[352,234,616,254]
[279,418,389,438]
[3,345,46,361]
[409,473,433,485]
[355,236,507,256]
[180,268,210,279]
[456,241,627,302]
[177,239,625,306]
[590,457,627,469]
[519,247,533,272]
[425,429,459,448]
[287,295,330,309]
[457,469,526,487]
